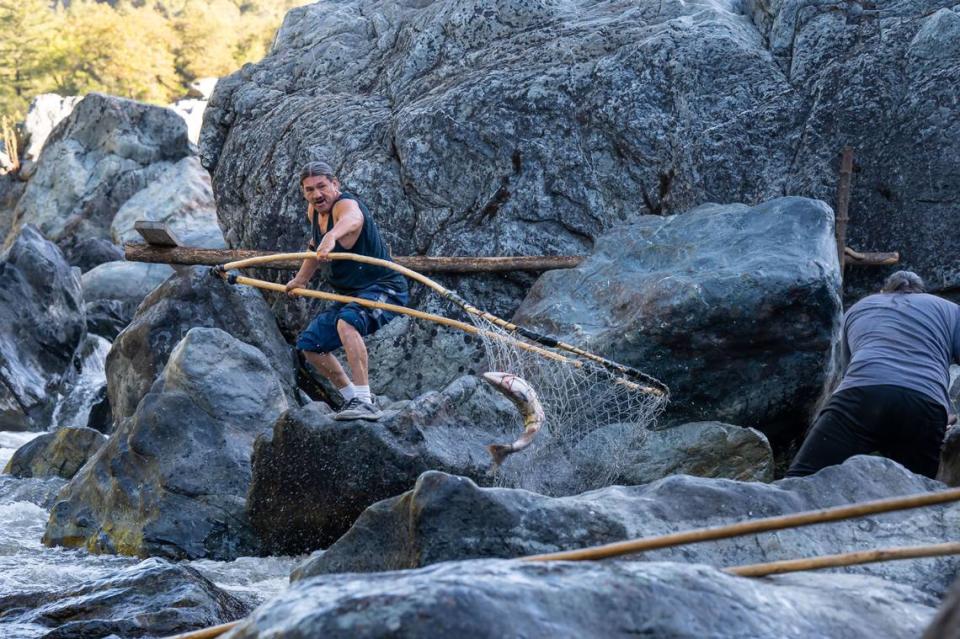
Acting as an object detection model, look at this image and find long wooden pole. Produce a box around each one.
[725,541,960,577]
[125,243,583,273]
[224,273,654,393]
[219,252,668,394]
[520,485,960,562]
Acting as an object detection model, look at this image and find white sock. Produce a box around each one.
[354,385,371,403]
[339,383,357,402]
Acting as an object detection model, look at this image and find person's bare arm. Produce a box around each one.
[315,200,364,259]
[285,203,320,295]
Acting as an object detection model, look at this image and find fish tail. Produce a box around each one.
[487,443,513,467]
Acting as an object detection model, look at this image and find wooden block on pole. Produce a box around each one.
[134,221,181,247]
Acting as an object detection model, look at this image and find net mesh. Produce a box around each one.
[467,314,668,496]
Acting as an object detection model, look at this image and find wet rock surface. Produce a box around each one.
[298,456,960,598]
[248,375,514,554]
[514,197,842,441]
[4,427,106,480]
[0,476,67,510]
[45,328,290,560]
[106,266,296,423]
[0,557,248,639]
[0,226,85,431]
[239,559,936,639]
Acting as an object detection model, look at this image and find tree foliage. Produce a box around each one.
[0,0,307,121]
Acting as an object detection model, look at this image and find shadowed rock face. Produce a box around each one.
[44,328,290,560]
[247,375,515,554]
[234,559,937,639]
[514,197,842,440]
[0,558,248,638]
[201,0,959,324]
[0,226,85,431]
[296,456,960,600]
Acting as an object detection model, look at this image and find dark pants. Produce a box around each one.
[786,385,947,479]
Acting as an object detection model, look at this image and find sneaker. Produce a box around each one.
[334,397,383,421]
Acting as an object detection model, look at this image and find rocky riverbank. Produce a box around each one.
[1,0,959,636]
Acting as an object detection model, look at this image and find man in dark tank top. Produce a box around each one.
[787,271,960,478]
[285,161,409,421]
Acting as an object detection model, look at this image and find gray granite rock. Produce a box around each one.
[0,557,247,638]
[0,226,86,431]
[297,456,960,600]
[81,261,174,339]
[3,427,106,480]
[238,559,936,639]
[364,316,487,400]
[10,93,191,261]
[18,94,82,179]
[106,266,296,423]
[111,156,225,248]
[200,0,959,322]
[45,328,290,560]
[514,197,842,442]
[572,421,774,485]
[200,0,801,326]
[247,375,515,554]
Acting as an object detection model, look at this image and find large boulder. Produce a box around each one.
[201,0,958,319]
[10,93,192,262]
[111,156,226,248]
[0,226,86,431]
[4,427,106,480]
[45,328,290,560]
[0,558,248,638]
[573,420,774,485]
[297,456,960,599]
[81,261,174,339]
[513,197,842,441]
[364,316,487,400]
[18,93,82,179]
[247,375,515,554]
[233,559,936,639]
[106,266,296,423]
[200,0,801,323]
[744,1,960,298]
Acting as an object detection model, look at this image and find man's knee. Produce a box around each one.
[336,318,361,340]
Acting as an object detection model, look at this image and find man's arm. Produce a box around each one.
[285,203,321,295]
[315,199,364,259]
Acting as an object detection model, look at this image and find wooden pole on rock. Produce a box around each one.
[725,541,960,577]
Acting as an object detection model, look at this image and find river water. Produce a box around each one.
[0,431,298,638]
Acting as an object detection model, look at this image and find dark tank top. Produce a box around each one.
[310,192,407,295]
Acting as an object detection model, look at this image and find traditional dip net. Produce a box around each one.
[467,314,668,496]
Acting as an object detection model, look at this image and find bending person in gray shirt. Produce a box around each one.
[787,271,960,478]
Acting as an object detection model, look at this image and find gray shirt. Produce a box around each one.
[835,293,960,412]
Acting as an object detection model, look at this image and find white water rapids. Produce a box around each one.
[0,431,297,638]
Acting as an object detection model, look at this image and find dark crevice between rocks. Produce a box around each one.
[640,167,676,215]
[473,149,521,227]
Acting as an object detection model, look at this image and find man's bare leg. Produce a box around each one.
[337,319,369,387]
[302,350,351,388]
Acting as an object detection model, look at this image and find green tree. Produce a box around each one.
[45,0,180,104]
[0,0,61,120]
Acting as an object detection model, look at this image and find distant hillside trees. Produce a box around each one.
[0,0,306,122]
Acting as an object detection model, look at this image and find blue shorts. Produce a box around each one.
[296,283,409,354]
